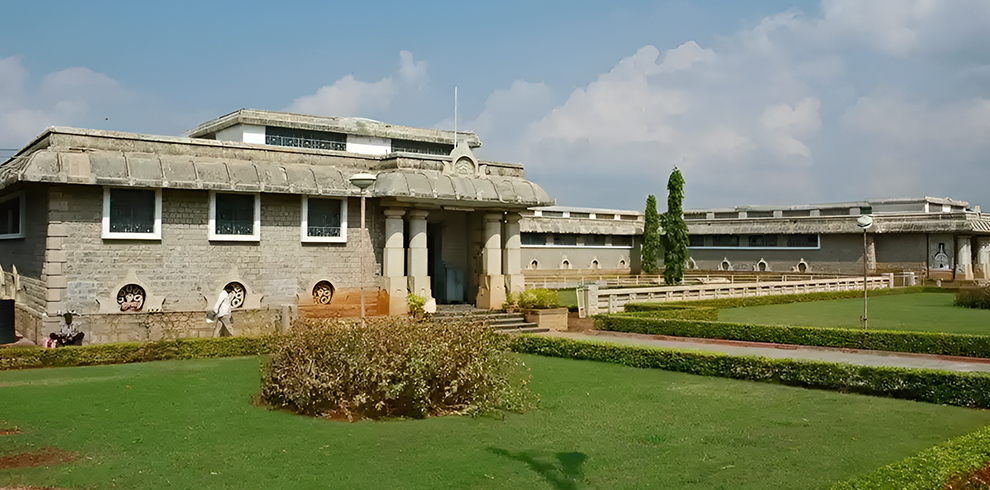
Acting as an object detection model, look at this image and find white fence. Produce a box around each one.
[578,274,894,317]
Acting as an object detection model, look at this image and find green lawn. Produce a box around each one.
[3,355,990,489]
[719,292,990,335]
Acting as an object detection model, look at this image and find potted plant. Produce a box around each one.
[502,291,518,313]
[406,293,426,319]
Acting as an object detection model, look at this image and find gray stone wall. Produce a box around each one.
[689,234,866,273]
[0,184,48,278]
[48,184,383,322]
[521,246,634,272]
[75,308,282,345]
[874,233,927,273]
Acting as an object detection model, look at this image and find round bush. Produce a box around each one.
[259,317,536,420]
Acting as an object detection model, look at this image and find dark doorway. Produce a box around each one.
[428,223,446,303]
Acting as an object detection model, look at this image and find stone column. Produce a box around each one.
[502,213,524,295]
[382,209,408,315]
[477,212,506,309]
[406,210,432,300]
[976,237,990,279]
[957,235,974,281]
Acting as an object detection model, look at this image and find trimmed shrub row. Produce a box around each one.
[594,315,990,359]
[619,304,719,321]
[0,336,276,371]
[629,286,948,311]
[830,424,990,490]
[955,286,990,310]
[509,334,990,409]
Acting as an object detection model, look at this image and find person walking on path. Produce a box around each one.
[213,285,234,337]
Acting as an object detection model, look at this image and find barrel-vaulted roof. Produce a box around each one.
[0,127,552,209]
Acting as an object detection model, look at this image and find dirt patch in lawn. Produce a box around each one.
[0,487,72,490]
[0,447,78,470]
[0,428,21,436]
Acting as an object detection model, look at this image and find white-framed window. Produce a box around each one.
[0,191,25,240]
[300,196,348,243]
[0,192,25,240]
[102,187,162,240]
[209,191,260,241]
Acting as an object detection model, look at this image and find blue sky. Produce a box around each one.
[2,0,989,211]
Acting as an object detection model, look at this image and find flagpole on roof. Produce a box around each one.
[454,86,458,147]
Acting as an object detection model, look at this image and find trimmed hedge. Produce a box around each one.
[831,424,990,490]
[619,304,719,321]
[955,287,990,310]
[628,286,948,311]
[0,336,277,371]
[509,334,990,409]
[595,315,990,359]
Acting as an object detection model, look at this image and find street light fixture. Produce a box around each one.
[857,214,873,330]
[349,173,377,319]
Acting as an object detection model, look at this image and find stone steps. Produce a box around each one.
[430,307,547,334]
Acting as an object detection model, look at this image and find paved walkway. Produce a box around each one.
[539,330,990,373]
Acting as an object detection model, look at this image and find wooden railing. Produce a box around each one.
[577,275,894,316]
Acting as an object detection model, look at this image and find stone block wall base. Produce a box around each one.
[407,275,432,303]
[384,276,409,316]
[957,265,975,281]
[476,274,506,310]
[61,309,282,345]
[505,274,524,295]
[928,269,955,282]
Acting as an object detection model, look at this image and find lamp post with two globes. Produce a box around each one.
[349,173,377,319]
[857,214,873,330]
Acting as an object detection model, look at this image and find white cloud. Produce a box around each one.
[398,50,428,87]
[434,79,554,162]
[761,97,821,160]
[464,1,990,210]
[0,56,134,148]
[287,51,427,118]
[840,94,990,193]
[287,75,396,117]
[819,0,990,58]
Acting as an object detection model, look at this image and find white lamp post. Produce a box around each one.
[349,173,377,319]
[857,214,873,330]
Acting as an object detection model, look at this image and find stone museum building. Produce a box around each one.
[3,108,989,346]
[518,206,644,273]
[0,109,552,343]
[682,197,990,281]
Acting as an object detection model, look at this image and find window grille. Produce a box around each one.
[391,139,453,155]
[215,194,256,236]
[521,233,547,246]
[109,189,155,234]
[306,198,342,238]
[0,195,20,236]
[265,126,346,151]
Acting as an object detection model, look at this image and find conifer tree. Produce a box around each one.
[663,167,689,285]
[641,194,660,273]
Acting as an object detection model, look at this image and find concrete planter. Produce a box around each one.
[523,307,569,331]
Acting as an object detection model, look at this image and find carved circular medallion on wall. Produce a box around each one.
[117,284,146,312]
[225,282,246,309]
[313,281,334,305]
